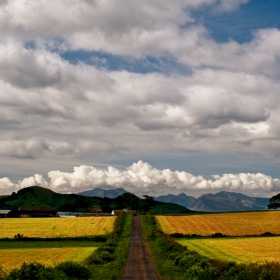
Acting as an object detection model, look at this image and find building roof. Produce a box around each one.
[112,210,125,215]
[18,206,57,213]
[0,210,10,214]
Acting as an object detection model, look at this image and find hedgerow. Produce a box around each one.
[0,262,91,280]
[85,212,132,279]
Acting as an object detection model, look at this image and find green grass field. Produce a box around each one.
[177,236,280,263]
[0,240,100,270]
[0,217,116,238]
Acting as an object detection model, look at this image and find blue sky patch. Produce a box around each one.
[192,0,280,43]
[61,50,191,75]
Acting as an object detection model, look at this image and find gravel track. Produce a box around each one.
[120,216,161,280]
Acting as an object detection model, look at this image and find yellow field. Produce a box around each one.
[0,217,116,238]
[178,237,280,263]
[0,247,97,270]
[156,211,280,236]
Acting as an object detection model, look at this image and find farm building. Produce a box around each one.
[111,209,136,215]
[15,206,59,217]
[124,208,137,215]
[0,210,11,218]
[111,210,125,215]
[58,212,77,217]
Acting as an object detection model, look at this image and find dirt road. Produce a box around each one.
[120,216,161,280]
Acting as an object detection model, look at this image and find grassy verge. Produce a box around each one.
[142,214,280,280]
[142,214,186,280]
[86,212,132,280]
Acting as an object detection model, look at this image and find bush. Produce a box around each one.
[0,267,7,280]
[211,232,226,237]
[101,245,115,254]
[261,232,274,236]
[55,261,91,280]
[170,232,185,238]
[87,250,114,264]
[113,211,125,238]
[7,262,64,280]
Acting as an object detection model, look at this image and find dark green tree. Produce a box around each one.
[99,197,113,212]
[267,193,280,209]
[114,192,140,210]
[140,195,156,213]
[58,196,95,212]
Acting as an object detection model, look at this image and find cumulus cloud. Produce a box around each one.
[0,0,265,65]
[19,174,49,189]
[0,47,280,159]
[1,161,280,197]
[0,177,18,195]
[214,0,248,13]
[0,0,280,185]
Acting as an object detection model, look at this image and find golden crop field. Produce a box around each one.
[156,211,280,236]
[0,217,116,238]
[0,247,97,270]
[177,236,280,263]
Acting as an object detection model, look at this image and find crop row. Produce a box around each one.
[0,216,116,238]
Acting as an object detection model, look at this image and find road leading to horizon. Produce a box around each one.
[120,216,161,280]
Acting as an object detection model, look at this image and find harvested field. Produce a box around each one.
[177,236,280,263]
[0,217,116,238]
[156,211,280,236]
[0,241,98,269]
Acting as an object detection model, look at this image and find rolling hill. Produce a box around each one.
[0,186,101,212]
[155,193,196,209]
[0,186,191,214]
[2,186,266,213]
[78,187,127,198]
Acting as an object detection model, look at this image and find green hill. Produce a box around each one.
[0,186,100,212]
[151,201,191,214]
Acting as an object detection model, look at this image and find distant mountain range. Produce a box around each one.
[155,193,197,209]
[155,191,269,212]
[78,187,127,198]
[79,187,269,212]
[6,186,268,213]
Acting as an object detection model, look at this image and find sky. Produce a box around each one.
[1,0,280,198]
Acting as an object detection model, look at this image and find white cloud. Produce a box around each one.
[19,174,49,189]
[214,0,248,13]
[0,0,280,187]
[0,161,279,197]
[0,177,18,194]
[0,0,256,61]
[0,44,280,159]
